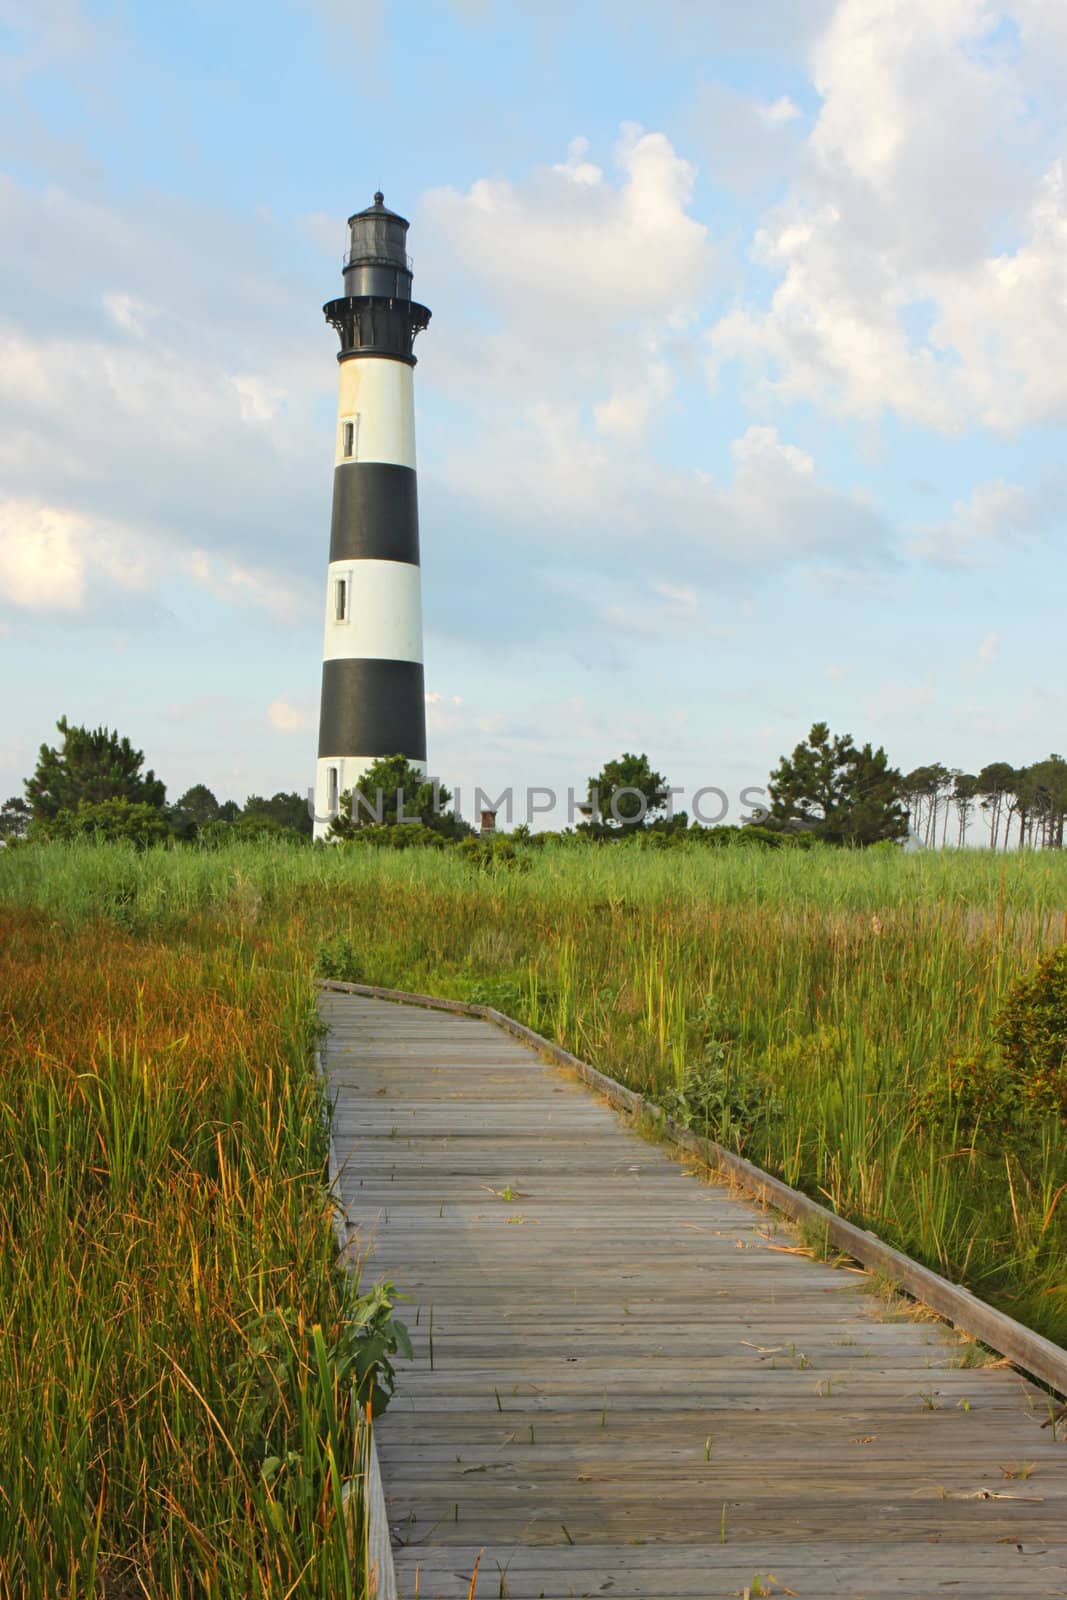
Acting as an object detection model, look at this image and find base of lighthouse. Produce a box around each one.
[313,752,428,841]
[313,654,427,839]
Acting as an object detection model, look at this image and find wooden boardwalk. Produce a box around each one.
[321,991,1067,1600]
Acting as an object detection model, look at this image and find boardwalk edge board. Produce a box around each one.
[317,979,1067,1401]
[315,1048,398,1600]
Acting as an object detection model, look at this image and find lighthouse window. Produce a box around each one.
[327,767,339,814]
[334,577,349,622]
[342,420,355,458]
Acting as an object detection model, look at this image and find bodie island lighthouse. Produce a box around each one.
[313,194,431,840]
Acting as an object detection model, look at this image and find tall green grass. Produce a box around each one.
[0,905,383,1598]
[3,837,1066,1380]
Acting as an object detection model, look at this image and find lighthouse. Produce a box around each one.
[313,193,431,839]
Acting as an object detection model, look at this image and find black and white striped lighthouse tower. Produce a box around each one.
[313,193,431,838]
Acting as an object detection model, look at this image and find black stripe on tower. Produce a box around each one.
[329,463,420,565]
[317,658,427,761]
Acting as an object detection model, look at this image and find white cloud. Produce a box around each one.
[0,494,312,623]
[567,573,722,643]
[418,124,710,447]
[908,478,1044,566]
[414,127,891,597]
[424,690,468,738]
[232,374,288,424]
[866,674,935,722]
[977,630,1000,666]
[592,360,672,439]
[685,81,808,197]
[423,124,708,336]
[0,497,157,610]
[552,136,604,187]
[435,408,891,596]
[758,96,801,127]
[102,292,153,339]
[267,698,310,733]
[653,580,699,618]
[0,171,331,628]
[0,500,88,609]
[184,551,313,623]
[709,0,1067,431]
[930,160,1067,430]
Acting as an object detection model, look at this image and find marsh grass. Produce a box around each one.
[2,837,1067,1583]
[0,904,380,1598]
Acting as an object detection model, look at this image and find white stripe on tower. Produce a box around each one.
[313,193,431,839]
[334,360,416,468]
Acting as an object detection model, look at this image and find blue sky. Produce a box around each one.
[1,0,1065,827]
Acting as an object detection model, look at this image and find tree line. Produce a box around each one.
[0,718,312,846]
[764,728,1067,850]
[902,759,1067,850]
[1,715,1064,850]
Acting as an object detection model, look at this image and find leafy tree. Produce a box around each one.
[584,752,669,833]
[27,717,165,822]
[242,790,314,838]
[175,784,221,825]
[976,761,1016,849]
[904,763,952,847]
[952,772,980,847]
[328,755,453,841]
[43,798,170,848]
[167,784,222,841]
[0,796,31,840]
[1018,756,1067,850]
[767,721,907,845]
[1006,764,1036,849]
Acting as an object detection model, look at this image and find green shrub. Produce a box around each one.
[455,834,532,871]
[996,944,1067,1119]
[461,977,527,1012]
[920,1048,1026,1138]
[341,822,446,850]
[198,817,305,847]
[35,798,170,849]
[659,1051,780,1144]
[315,935,365,983]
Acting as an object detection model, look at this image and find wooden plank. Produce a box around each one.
[322,979,1067,1399]
[321,989,1067,1600]
[389,1543,1067,1600]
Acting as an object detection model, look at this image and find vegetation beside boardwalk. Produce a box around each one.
[3,839,1066,1381]
[0,901,409,1599]
[1,838,1065,1591]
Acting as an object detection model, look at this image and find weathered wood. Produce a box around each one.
[322,978,1067,1399]
[320,987,1067,1600]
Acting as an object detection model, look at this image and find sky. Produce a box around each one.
[1,0,1065,826]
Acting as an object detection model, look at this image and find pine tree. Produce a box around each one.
[585,753,669,832]
[767,722,907,845]
[242,791,314,837]
[26,717,166,822]
[328,755,452,840]
[0,796,31,839]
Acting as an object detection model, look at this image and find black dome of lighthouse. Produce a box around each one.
[344,191,412,292]
[325,192,431,365]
